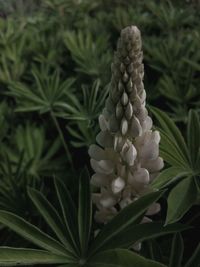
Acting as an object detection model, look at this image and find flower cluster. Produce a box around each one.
[89,26,164,225]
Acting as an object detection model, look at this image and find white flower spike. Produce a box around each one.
[89,26,164,235]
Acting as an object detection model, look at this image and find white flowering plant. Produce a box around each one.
[0,24,199,267]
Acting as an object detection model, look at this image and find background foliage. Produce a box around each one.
[0,0,199,266]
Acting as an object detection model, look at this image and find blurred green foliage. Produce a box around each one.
[0,0,199,266]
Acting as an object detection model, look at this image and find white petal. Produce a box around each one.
[141,216,152,223]
[142,157,164,173]
[121,117,128,135]
[139,89,146,103]
[133,168,150,184]
[132,242,142,251]
[137,107,148,121]
[121,91,129,106]
[125,102,133,120]
[117,163,126,178]
[90,159,114,174]
[119,197,132,209]
[122,185,132,199]
[109,114,119,133]
[142,116,152,131]
[132,95,142,111]
[99,114,108,131]
[92,193,101,209]
[127,171,147,193]
[146,203,160,215]
[153,130,161,144]
[123,144,137,166]
[88,144,106,160]
[116,101,124,119]
[91,173,110,187]
[130,116,142,137]
[114,134,125,152]
[100,192,117,208]
[105,97,115,114]
[96,131,113,147]
[140,141,159,160]
[95,207,117,223]
[111,177,125,194]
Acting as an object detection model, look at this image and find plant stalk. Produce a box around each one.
[50,111,74,171]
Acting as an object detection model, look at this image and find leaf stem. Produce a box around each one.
[50,111,74,171]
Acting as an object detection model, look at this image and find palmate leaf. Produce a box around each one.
[88,249,167,267]
[54,177,80,255]
[151,107,189,166]
[8,69,75,114]
[0,210,74,258]
[146,1,194,30]
[151,167,190,189]
[0,172,168,267]
[64,30,111,79]
[2,123,62,179]
[166,177,198,224]
[28,188,75,254]
[151,107,200,223]
[0,247,71,266]
[97,222,189,251]
[158,129,189,168]
[67,121,97,148]
[89,190,164,256]
[56,80,108,122]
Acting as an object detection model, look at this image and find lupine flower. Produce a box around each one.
[89,26,164,227]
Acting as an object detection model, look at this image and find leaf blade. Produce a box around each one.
[151,167,189,189]
[98,222,189,251]
[0,210,69,257]
[88,249,167,267]
[28,187,75,255]
[78,168,92,256]
[166,177,198,224]
[90,190,164,255]
[0,247,72,266]
[169,233,184,267]
[54,177,80,254]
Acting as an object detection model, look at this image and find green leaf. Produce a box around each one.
[89,190,164,256]
[54,177,80,254]
[184,58,200,71]
[158,129,188,168]
[187,110,200,169]
[0,210,69,257]
[151,167,189,189]
[166,177,198,224]
[159,129,189,168]
[78,168,92,256]
[0,247,72,266]
[28,188,75,255]
[169,233,184,267]
[98,222,189,251]
[185,243,200,267]
[151,107,189,165]
[88,249,167,267]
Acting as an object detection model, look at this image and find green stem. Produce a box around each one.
[50,111,74,171]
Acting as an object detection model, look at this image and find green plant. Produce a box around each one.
[0,170,187,266]
[0,1,199,266]
[64,30,111,82]
[151,108,200,224]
